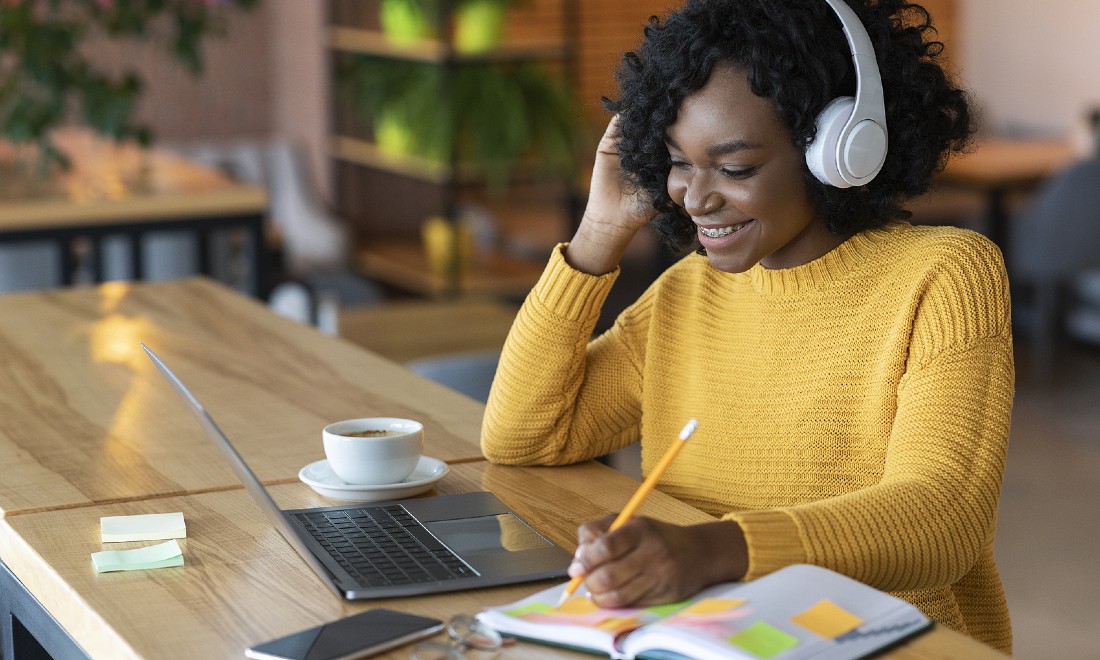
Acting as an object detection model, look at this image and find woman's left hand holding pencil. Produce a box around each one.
[566,516,750,608]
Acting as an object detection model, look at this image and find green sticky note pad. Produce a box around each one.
[91,539,184,573]
[644,600,691,618]
[729,621,800,658]
[505,602,554,617]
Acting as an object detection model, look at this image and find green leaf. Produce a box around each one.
[0,0,260,166]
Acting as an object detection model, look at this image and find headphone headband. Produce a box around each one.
[807,0,889,188]
[823,0,886,127]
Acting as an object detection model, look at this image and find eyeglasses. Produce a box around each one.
[410,614,504,659]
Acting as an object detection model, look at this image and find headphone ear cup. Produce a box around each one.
[806,96,855,188]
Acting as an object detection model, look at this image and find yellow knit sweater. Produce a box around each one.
[482,222,1014,652]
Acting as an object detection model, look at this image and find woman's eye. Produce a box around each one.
[721,166,757,179]
[669,159,690,170]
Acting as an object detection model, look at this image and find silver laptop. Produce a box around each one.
[142,344,570,599]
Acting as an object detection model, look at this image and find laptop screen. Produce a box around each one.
[142,343,342,589]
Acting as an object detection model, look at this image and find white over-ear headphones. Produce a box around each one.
[805,0,888,188]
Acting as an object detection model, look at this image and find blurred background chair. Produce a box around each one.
[1009,125,1100,377]
[0,242,60,294]
[407,349,501,403]
[1066,271,1100,345]
[168,139,384,332]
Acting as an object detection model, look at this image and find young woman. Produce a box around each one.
[481,0,1012,652]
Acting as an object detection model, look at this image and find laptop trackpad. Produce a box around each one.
[425,513,552,554]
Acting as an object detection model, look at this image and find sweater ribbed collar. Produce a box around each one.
[714,222,907,294]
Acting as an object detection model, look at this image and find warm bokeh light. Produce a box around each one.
[90,313,152,370]
[87,309,169,488]
[96,280,132,313]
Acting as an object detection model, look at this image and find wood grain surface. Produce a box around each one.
[0,278,488,516]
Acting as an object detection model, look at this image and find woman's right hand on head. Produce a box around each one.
[565,116,658,275]
[586,115,658,234]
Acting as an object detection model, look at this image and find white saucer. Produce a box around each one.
[298,456,449,502]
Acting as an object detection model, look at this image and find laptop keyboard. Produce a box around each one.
[295,505,474,587]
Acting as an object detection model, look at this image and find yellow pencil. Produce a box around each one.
[557,418,699,607]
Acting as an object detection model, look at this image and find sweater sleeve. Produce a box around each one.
[481,244,648,465]
[727,240,1014,594]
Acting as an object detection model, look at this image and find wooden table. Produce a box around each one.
[0,279,1008,659]
[354,240,546,300]
[0,464,1005,660]
[938,137,1077,255]
[338,298,518,364]
[0,278,487,517]
[0,129,269,294]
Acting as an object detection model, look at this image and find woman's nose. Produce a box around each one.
[682,176,721,216]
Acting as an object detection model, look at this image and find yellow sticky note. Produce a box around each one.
[791,599,864,639]
[595,616,642,634]
[557,597,601,615]
[101,512,186,543]
[678,598,747,616]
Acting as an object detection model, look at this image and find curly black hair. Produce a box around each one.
[604,0,974,253]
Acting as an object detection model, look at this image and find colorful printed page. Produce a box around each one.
[478,564,932,660]
[476,582,695,656]
[621,564,931,660]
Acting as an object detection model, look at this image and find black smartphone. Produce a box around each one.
[244,608,444,660]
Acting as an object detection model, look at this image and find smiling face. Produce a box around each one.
[665,63,844,273]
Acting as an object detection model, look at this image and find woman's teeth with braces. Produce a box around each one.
[700,222,749,238]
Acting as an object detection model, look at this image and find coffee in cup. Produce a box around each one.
[342,430,405,438]
[322,417,423,485]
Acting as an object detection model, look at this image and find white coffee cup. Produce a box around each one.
[322,417,424,485]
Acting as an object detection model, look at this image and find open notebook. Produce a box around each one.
[477,563,932,660]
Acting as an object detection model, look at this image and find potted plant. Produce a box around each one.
[379,0,518,53]
[0,0,258,172]
[379,0,439,45]
[342,55,581,189]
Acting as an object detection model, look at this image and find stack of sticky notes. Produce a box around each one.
[91,512,187,573]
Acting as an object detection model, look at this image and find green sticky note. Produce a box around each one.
[91,539,184,573]
[643,600,691,618]
[729,621,800,658]
[505,602,554,617]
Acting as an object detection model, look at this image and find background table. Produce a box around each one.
[0,130,269,295]
[338,298,519,364]
[938,137,1077,258]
